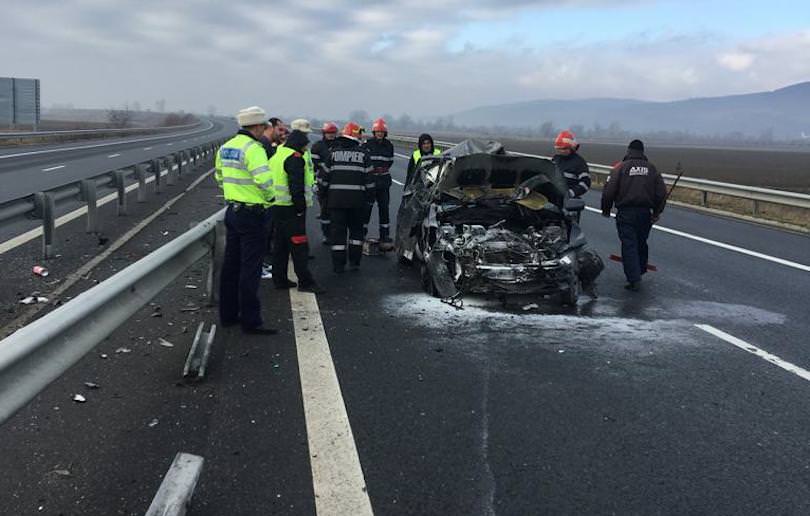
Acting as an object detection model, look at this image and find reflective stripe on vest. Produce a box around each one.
[412,148,441,162]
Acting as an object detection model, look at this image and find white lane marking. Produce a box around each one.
[42,165,65,172]
[107,153,121,158]
[144,147,152,150]
[585,206,810,273]
[394,152,409,159]
[0,167,204,255]
[696,324,810,382]
[392,179,404,186]
[0,121,215,160]
[288,267,374,516]
[167,143,174,146]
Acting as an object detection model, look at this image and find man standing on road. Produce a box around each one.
[311,122,339,244]
[214,106,277,334]
[322,122,374,273]
[259,117,287,279]
[405,133,440,187]
[601,139,667,292]
[268,120,325,294]
[552,130,591,199]
[363,118,395,250]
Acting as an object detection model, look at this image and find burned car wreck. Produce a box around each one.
[395,139,603,305]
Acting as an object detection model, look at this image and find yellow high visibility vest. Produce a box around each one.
[215,133,273,206]
[412,148,441,162]
[269,146,316,207]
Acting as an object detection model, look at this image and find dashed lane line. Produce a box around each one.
[288,267,374,516]
[696,324,810,383]
[42,165,65,172]
[107,153,121,158]
[585,206,810,273]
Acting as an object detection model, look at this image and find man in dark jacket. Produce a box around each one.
[405,133,440,187]
[552,130,591,199]
[601,139,667,291]
[364,118,395,248]
[311,122,339,243]
[322,122,374,273]
[268,128,324,294]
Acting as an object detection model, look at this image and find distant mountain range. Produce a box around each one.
[450,82,810,140]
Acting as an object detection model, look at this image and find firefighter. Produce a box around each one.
[322,122,374,273]
[214,106,277,335]
[311,122,339,243]
[601,139,667,292]
[363,118,395,249]
[552,130,591,199]
[405,133,441,187]
[268,120,325,294]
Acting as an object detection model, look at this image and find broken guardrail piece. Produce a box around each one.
[182,322,216,380]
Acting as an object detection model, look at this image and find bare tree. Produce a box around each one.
[107,105,133,128]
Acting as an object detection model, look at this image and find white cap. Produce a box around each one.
[236,106,267,127]
[290,118,312,133]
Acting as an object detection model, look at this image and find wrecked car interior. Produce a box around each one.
[395,139,604,306]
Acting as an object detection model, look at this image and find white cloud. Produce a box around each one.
[718,52,755,71]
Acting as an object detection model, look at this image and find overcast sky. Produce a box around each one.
[2,0,809,120]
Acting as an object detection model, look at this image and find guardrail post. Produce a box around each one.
[752,199,759,217]
[175,152,183,178]
[33,192,56,259]
[206,219,226,306]
[151,159,162,193]
[136,164,148,203]
[113,169,127,216]
[701,191,708,207]
[80,179,99,233]
[166,156,177,186]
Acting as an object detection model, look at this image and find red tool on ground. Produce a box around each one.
[609,254,658,272]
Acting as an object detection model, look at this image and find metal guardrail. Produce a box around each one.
[0,208,226,425]
[0,121,202,140]
[0,137,229,258]
[389,135,810,217]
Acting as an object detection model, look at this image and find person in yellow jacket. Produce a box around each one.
[215,106,277,335]
[404,133,441,187]
[268,119,325,294]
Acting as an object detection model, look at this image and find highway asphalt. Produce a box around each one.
[0,138,809,515]
[0,118,234,204]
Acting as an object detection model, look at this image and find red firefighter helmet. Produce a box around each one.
[554,130,579,150]
[322,121,338,134]
[342,121,363,139]
[372,118,388,133]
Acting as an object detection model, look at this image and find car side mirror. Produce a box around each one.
[564,198,586,212]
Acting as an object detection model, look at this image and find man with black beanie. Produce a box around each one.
[601,139,667,292]
[268,127,325,294]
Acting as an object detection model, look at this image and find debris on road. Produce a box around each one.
[158,338,174,348]
[84,382,100,390]
[115,347,132,354]
[150,306,163,318]
[72,394,86,403]
[19,296,49,305]
[148,418,159,428]
[180,305,200,313]
[522,303,539,311]
[49,469,71,477]
[99,353,108,359]
[32,266,49,277]
[184,285,198,289]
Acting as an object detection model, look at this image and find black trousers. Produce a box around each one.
[615,207,653,283]
[220,204,267,329]
[271,206,314,287]
[318,200,330,241]
[330,206,366,270]
[364,174,392,240]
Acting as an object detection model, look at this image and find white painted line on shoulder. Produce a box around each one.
[144,147,152,150]
[288,269,374,516]
[696,324,810,382]
[392,179,404,186]
[42,165,65,172]
[394,152,410,159]
[585,206,810,272]
[107,153,121,158]
[167,143,174,146]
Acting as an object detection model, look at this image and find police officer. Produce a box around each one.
[215,106,277,334]
[552,130,591,199]
[405,133,440,187]
[268,120,325,294]
[363,118,395,249]
[322,122,374,273]
[311,122,339,243]
[601,139,667,292]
